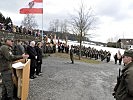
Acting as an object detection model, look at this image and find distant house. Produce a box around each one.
[117,39,133,49]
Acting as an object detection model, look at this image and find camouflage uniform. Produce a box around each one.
[70,46,74,64]
[0,44,23,99]
[113,50,133,100]
[113,62,133,100]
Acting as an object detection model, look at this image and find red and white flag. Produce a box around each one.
[20,0,43,14]
[34,0,42,2]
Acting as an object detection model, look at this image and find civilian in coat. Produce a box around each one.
[27,41,37,79]
[35,42,43,76]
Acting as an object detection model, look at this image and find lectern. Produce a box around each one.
[12,59,30,100]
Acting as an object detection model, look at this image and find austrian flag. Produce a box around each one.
[20,0,43,14]
[34,0,43,2]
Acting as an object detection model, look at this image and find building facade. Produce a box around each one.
[117,39,133,49]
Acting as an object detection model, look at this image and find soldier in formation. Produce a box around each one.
[71,45,111,62]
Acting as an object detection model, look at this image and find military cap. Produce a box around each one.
[5,37,14,42]
[124,50,133,58]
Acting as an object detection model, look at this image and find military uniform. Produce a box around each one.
[0,44,23,100]
[113,50,133,100]
[70,47,74,64]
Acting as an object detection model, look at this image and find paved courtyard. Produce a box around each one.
[27,54,122,100]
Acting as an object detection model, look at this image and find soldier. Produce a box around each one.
[113,50,133,100]
[0,37,29,100]
[70,45,74,64]
[114,53,118,64]
[106,51,111,63]
[13,39,25,55]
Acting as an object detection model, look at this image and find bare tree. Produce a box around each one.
[70,3,96,60]
[21,14,38,30]
[107,35,119,42]
[49,19,60,32]
[49,21,55,32]
[60,19,69,33]
[49,19,69,34]
[54,19,59,32]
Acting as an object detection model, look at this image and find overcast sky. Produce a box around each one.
[0,0,133,43]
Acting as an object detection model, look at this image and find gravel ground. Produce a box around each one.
[27,54,123,100]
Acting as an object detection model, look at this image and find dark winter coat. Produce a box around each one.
[114,62,133,100]
[35,46,42,64]
[27,45,37,68]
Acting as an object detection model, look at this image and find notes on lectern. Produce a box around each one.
[12,62,24,69]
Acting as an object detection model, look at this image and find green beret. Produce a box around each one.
[124,50,133,58]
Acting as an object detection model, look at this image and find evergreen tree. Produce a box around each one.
[0,12,5,23]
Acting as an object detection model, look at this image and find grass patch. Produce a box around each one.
[42,53,50,58]
[52,52,101,64]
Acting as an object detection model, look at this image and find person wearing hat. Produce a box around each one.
[113,50,133,100]
[0,37,29,100]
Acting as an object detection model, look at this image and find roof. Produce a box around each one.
[117,39,133,45]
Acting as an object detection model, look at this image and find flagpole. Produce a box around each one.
[42,14,43,41]
[41,0,43,41]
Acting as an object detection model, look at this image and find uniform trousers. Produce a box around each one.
[1,70,14,99]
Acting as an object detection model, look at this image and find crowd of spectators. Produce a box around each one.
[0,23,42,37]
